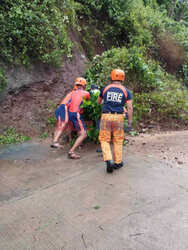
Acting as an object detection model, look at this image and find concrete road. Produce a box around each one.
[0,131,188,250]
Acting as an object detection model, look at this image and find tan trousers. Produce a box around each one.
[99,113,124,164]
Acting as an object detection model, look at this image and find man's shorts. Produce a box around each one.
[55,104,68,122]
[68,111,86,131]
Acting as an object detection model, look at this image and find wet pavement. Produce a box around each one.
[0,132,188,249]
[0,142,53,161]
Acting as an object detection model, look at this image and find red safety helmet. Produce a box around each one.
[110,69,125,81]
[75,77,87,86]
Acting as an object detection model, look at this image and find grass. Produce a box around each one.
[39,132,49,139]
[0,127,31,145]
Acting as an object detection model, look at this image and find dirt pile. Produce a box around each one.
[0,48,86,136]
[126,130,188,169]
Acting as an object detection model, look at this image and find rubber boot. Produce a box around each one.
[106,160,114,173]
[114,161,124,170]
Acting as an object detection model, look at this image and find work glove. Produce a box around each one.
[124,121,132,133]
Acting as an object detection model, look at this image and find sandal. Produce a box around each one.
[50,142,64,149]
[68,151,81,159]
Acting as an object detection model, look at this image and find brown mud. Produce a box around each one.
[126,130,188,169]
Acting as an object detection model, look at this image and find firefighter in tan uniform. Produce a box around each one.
[97,69,133,173]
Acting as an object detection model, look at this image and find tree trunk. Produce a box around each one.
[168,0,178,19]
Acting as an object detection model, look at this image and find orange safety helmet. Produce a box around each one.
[110,69,125,82]
[75,77,87,86]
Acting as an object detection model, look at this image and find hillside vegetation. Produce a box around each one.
[0,0,188,142]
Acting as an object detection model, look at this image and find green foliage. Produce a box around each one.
[0,0,187,144]
[164,18,188,52]
[0,68,7,92]
[85,47,129,88]
[182,63,188,86]
[149,79,188,119]
[128,47,164,90]
[156,0,172,10]
[39,132,48,139]
[132,93,151,124]
[0,127,31,145]
[86,127,99,143]
[133,82,188,124]
[1,0,187,75]
[174,0,188,23]
[79,25,95,59]
[84,46,188,131]
[75,1,158,47]
[85,46,165,91]
[130,130,140,136]
[70,134,78,147]
[157,0,188,23]
[46,117,56,125]
[77,0,188,47]
[81,92,101,143]
[0,0,77,66]
[78,0,188,84]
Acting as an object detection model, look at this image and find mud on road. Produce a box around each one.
[126,130,188,169]
[0,131,188,249]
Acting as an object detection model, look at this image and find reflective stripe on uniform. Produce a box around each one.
[77,112,84,131]
[102,84,128,99]
[99,113,124,163]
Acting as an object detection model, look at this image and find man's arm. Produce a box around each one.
[97,86,105,104]
[126,100,133,124]
[86,92,90,100]
[60,91,72,105]
[97,96,103,104]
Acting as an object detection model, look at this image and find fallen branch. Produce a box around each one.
[121,211,140,220]
[98,226,104,230]
[81,234,87,248]
[130,233,144,237]
[101,181,115,187]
